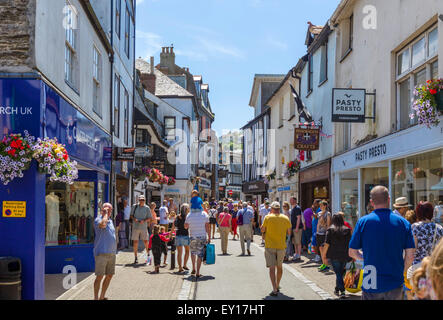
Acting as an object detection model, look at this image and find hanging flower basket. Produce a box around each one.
[264,169,276,184]
[33,137,78,184]
[286,159,301,177]
[411,78,443,128]
[167,177,176,185]
[132,166,152,182]
[0,132,35,185]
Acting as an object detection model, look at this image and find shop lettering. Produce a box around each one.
[0,106,32,115]
[355,143,387,161]
[335,99,362,112]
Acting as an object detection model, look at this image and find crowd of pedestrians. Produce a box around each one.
[92,185,443,300]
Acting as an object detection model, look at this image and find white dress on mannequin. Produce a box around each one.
[46,193,60,245]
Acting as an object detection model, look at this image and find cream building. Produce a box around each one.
[330,0,443,223]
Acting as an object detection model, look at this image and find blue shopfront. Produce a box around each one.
[0,78,111,299]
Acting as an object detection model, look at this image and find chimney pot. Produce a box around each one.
[171,47,174,53]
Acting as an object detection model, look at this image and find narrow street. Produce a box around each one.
[49,234,361,301]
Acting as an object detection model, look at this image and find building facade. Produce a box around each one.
[329,0,443,225]
[0,0,115,299]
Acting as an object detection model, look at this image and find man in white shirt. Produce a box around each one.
[185,207,210,278]
[159,200,169,232]
[259,200,271,246]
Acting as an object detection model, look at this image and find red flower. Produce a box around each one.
[63,154,68,160]
[430,89,437,95]
[8,149,16,156]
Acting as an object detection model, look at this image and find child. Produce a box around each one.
[190,190,203,210]
[148,225,170,273]
[159,226,170,266]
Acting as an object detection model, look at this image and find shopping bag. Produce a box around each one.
[205,243,216,265]
[344,261,363,293]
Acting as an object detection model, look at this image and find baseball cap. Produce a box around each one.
[139,195,145,200]
[271,201,280,209]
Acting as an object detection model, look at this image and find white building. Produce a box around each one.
[330,0,443,223]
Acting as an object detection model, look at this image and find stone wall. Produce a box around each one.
[0,0,36,72]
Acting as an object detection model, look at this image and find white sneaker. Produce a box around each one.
[314,255,321,262]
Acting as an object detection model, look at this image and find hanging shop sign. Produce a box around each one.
[2,201,26,218]
[150,160,165,171]
[332,88,366,123]
[199,177,211,189]
[294,127,320,151]
[115,148,135,161]
[134,146,151,158]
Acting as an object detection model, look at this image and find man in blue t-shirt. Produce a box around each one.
[349,186,415,300]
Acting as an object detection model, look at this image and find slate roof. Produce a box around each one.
[135,59,193,97]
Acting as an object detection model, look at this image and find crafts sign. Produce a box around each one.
[332,88,366,123]
[294,127,320,151]
[2,201,26,218]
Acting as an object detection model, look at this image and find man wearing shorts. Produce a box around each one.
[93,203,117,300]
[130,195,153,264]
[184,205,211,278]
[261,201,292,297]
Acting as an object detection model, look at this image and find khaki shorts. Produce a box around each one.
[95,254,116,276]
[292,229,302,245]
[264,248,285,267]
[132,228,148,241]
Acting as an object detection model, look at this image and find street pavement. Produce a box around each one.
[48,233,361,300]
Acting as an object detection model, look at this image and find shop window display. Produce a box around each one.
[46,181,95,246]
[392,149,443,211]
[340,170,358,227]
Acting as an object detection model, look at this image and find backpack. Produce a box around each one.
[237,210,244,226]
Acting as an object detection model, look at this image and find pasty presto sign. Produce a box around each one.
[332,88,366,122]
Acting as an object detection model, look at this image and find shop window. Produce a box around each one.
[396,25,438,130]
[340,170,358,227]
[46,181,95,246]
[392,149,443,211]
[362,167,389,215]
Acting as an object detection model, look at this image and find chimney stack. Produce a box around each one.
[159,46,176,74]
[150,56,154,74]
[140,57,156,95]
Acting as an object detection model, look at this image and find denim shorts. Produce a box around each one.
[175,235,190,247]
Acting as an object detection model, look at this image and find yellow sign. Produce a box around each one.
[2,201,26,218]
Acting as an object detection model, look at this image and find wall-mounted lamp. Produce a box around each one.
[439,14,443,22]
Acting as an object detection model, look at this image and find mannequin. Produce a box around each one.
[46,192,60,245]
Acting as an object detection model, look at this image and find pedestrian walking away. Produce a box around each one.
[93,203,117,300]
[261,201,292,297]
[174,203,191,272]
[148,225,171,274]
[130,195,153,264]
[238,202,254,256]
[208,205,218,239]
[290,197,303,261]
[324,213,352,298]
[185,190,211,278]
[260,201,271,246]
[349,185,415,300]
[218,207,232,255]
[122,197,131,249]
[231,203,239,240]
[282,201,294,261]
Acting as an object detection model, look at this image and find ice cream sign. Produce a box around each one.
[332,88,366,123]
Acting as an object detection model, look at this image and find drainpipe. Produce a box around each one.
[109,0,115,214]
[131,2,137,204]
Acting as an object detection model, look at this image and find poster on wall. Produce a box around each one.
[294,127,320,151]
[332,88,366,123]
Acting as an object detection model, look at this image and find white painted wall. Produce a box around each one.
[35,0,111,133]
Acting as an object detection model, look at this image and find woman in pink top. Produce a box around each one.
[218,207,232,255]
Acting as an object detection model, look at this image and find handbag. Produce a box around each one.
[344,261,364,293]
[406,223,439,280]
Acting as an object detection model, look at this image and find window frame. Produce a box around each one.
[164,116,176,141]
[123,87,129,146]
[307,53,313,94]
[124,5,130,58]
[319,42,328,86]
[92,45,102,118]
[64,1,78,90]
[395,25,439,131]
[115,0,121,39]
[114,74,120,138]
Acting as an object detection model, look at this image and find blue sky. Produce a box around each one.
[135,0,341,136]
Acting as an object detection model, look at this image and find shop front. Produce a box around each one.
[198,177,212,201]
[243,180,268,203]
[299,160,331,212]
[332,123,443,228]
[0,78,111,299]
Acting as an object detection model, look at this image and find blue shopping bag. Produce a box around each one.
[205,243,216,265]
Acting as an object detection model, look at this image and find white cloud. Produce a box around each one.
[188,35,245,60]
[136,30,163,58]
[266,35,288,50]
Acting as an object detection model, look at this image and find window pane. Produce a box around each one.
[398,49,410,75]
[414,68,426,87]
[412,37,425,66]
[165,118,174,128]
[431,61,438,79]
[399,78,411,129]
[429,28,438,57]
